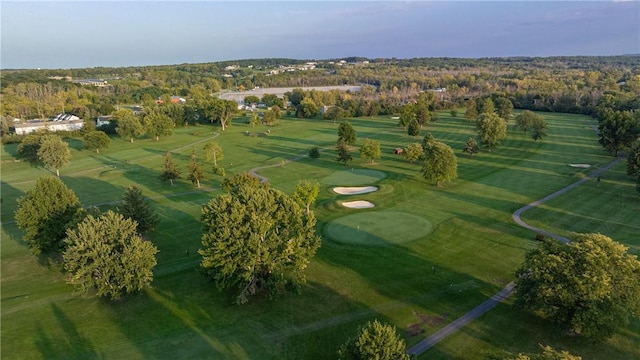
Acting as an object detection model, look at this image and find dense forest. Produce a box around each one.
[1,56,638,150]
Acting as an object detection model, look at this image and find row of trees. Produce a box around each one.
[15,176,160,299]
[160,143,225,187]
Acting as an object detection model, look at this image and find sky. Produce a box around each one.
[1,1,639,69]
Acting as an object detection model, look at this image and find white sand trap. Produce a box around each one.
[570,164,592,168]
[333,186,378,195]
[341,200,375,209]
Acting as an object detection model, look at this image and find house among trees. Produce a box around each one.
[13,114,83,135]
[96,115,113,127]
[155,96,186,104]
[72,78,108,87]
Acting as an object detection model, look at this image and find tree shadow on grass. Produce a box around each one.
[0,180,24,223]
[95,268,392,359]
[316,240,504,340]
[34,304,100,360]
[64,137,84,152]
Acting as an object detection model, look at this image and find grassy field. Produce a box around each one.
[1,111,639,359]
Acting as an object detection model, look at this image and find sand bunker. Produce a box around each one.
[333,186,378,195]
[341,200,375,209]
[570,164,592,168]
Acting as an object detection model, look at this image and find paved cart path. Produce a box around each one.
[407,156,623,356]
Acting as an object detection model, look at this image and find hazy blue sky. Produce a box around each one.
[1,1,639,69]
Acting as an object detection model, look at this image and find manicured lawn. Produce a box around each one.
[2,111,638,359]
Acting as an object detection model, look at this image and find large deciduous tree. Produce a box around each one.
[204,98,238,131]
[118,185,159,235]
[160,151,180,185]
[37,134,71,177]
[422,141,457,186]
[359,138,381,165]
[338,121,357,145]
[298,98,319,118]
[530,116,549,141]
[627,140,640,179]
[143,111,174,141]
[17,133,43,162]
[323,105,344,124]
[514,233,640,341]
[598,109,639,157]
[476,113,508,150]
[82,130,110,153]
[338,319,410,360]
[494,96,514,120]
[63,211,158,300]
[293,179,320,215]
[114,109,145,142]
[515,110,541,133]
[15,175,82,254]
[199,174,321,304]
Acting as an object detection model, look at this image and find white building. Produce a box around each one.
[13,114,83,135]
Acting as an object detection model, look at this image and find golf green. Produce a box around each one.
[321,169,386,186]
[325,211,433,245]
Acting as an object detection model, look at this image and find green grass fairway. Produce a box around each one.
[2,111,639,359]
[321,169,386,186]
[325,211,433,245]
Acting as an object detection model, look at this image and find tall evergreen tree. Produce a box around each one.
[407,119,420,136]
[338,121,357,145]
[465,99,478,120]
[119,185,159,235]
[336,139,352,165]
[188,150,204,188]
[627,140,640,178]
[462,137,479,156]
[160,152,180,185]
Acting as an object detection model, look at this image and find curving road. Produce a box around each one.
[407,156,623,356]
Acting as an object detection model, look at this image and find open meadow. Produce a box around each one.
[2,111,639,359]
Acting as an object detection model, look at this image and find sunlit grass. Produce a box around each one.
[1,111,638,359]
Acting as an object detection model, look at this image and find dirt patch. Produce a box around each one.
[406,311,448,336]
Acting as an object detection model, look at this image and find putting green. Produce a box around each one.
[325,211,432,245]
[321,169,386,186]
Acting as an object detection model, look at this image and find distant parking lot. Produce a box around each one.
[219,85,361,102]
